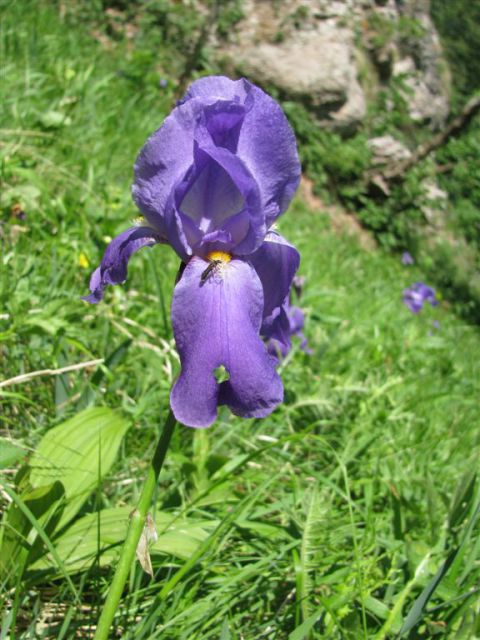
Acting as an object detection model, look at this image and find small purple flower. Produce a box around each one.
[159,78,168,88]
[403,282,438,314]
[401,251,414,265]
[85,76,301,428]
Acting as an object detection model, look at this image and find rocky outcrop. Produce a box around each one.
[391,0,450,128]
[215,0,449,133]
[368,135,411,165]
[218,1,365,133]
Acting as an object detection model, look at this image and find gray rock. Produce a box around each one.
[368,135,412,165]
[421,178,448,227]
[392,1,450,127]
[218,0,366,132]
[214,0,449,132]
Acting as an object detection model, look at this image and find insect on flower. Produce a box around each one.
[200,251,231,284]
[84,75,302,428]
[200,260,221,283]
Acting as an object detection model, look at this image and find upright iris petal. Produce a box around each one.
[183,76,301,226]
[132,76,300,259]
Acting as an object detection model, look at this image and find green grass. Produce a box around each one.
[1,3,479,639]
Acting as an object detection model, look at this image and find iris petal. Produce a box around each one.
[263,301,311,359]
[262,303,292,359]
[174,133,265,255]
[170,257,283,428]
[182,76,301,224]
[236,82,301,225]
[133,76,300,258]
[249,231,300,318]
[83,226,163,303]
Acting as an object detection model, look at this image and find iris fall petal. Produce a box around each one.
[83,226,163,303]
[170,257,283,428]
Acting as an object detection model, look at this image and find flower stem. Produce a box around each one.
[93,409,177,640]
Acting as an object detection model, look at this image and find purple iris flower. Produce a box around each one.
[85,76,301,428]
[401,251,414,265]
[403,282,438,314]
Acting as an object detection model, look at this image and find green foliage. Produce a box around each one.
[31,507,213,574]
[363,12,426,53]
[0,438,26,468]
[282,102,371,199]
[436,118,480,250]
[29,407,130,528]
[0,408,130,585]
[358,168,429,250]
[431,0,480,97]
[365,11,396,51]
[281,34,480,321]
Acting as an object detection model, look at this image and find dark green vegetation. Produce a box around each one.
[1,2,479,639]
[431,0,480,99]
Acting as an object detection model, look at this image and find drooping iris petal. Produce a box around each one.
[249,231,300,318]
[262,303,292,359]
[170,257,283,428]
[83,226,163,303]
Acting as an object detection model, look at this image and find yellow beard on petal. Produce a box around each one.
[206,250,232,263]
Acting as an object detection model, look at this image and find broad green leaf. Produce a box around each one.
[30,507,213,575]
[0,437,26,468]
[0,480,64,583]
[29,407,129,529]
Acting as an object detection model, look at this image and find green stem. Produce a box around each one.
[93,409,177,640]
[148,252,169,337]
